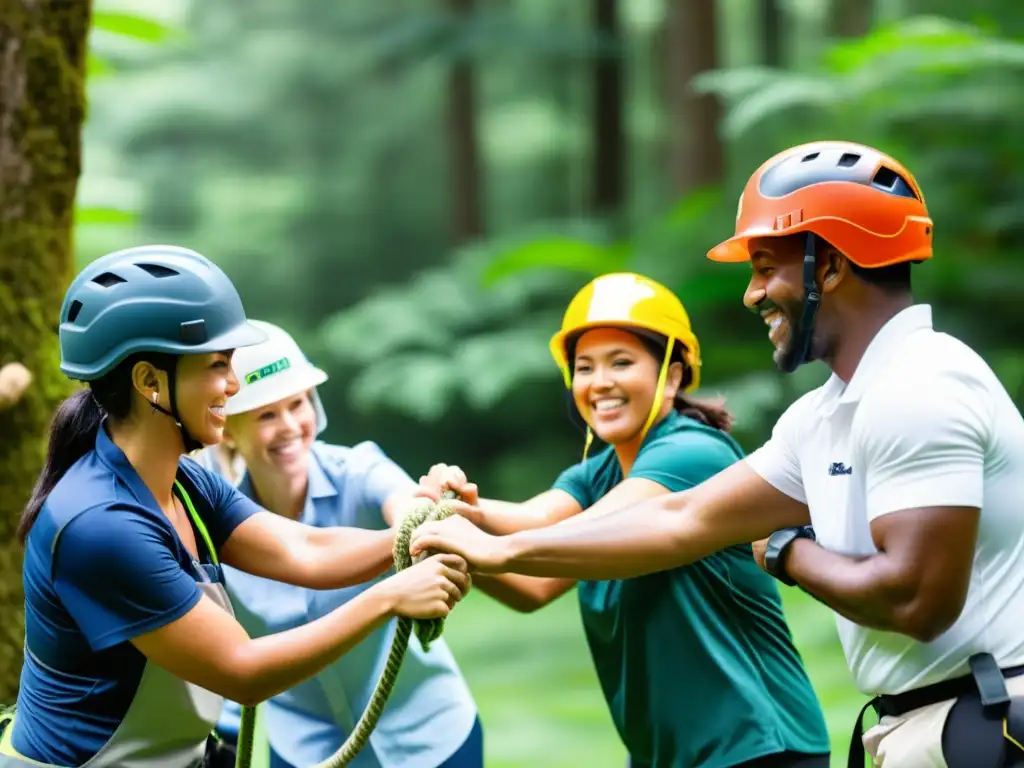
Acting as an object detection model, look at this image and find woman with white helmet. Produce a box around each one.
[195,320,483,768]
[0,245,469,768]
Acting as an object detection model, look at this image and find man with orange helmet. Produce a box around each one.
[411,142,1024,767]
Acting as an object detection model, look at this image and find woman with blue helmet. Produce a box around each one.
[0,245,470,768]
[195,320,482,768]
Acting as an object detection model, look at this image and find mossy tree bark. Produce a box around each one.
[0,0,92,699]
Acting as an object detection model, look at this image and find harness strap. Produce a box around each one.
[174,480,218,566]
[847,654,1024,767]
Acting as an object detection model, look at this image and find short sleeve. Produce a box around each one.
[858,372,990,521]
[745,398,809,504]
[629,429,742,493]
[350,442,417,509]
[179,458,261,548]
[551,461,597,509]
[53,506,201,651]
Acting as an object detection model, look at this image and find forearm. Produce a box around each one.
[233,586,394,704]
[477,498,557,535]
[473,573,574,613]
[498,494,713,579]
[301,527,396,589]
[784,540,927,638]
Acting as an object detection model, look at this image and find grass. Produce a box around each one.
[250,584,866,768]
[443,586,866,768]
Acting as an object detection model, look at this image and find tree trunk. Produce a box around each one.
[831,0,872,38]
[589,0,625,217]
[0,0,91,699]
[761,0,783,68]
[666,0,724,194]
[446,0,484,244]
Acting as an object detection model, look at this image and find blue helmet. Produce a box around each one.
[59,245,267,381]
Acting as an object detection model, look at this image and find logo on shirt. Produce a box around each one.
[828,462,853,476]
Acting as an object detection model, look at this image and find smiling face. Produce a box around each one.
[172,351,240,445]
[224,390,317,482]
[743,234,842,371]
[571,328,682,446]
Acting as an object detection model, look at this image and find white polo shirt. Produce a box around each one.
[746,304,1024,696]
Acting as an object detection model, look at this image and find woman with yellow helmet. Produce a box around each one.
[416,273,830,768]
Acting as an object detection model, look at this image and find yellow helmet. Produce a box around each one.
[549,272,702,390]
[550,273,703,458]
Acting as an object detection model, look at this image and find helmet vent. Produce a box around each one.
[136,263,179,279]
[872,166,919,200]
[838,152,860,168]
[92,272,127,288]
[67,300,83,323]
[801,152,820,162]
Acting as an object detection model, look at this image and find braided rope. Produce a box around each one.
[234,491,458,768]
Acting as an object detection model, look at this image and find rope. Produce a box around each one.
[233,490,459,768]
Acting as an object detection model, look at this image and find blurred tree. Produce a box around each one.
[0,0,92,698]
[832,0,873,38]
[447,0,485,243]
[761,0,783,67]
[666,0,724,194]
[590,0,625,218]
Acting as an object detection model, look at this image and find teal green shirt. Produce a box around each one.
[553,411,829,768]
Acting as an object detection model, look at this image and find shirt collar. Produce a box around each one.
[821,303,933,408]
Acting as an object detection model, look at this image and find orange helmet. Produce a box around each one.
[708,141,933,267]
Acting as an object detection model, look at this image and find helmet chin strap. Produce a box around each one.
[148,357,206,454]
[778,233,822,374]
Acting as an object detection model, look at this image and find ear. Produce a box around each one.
[818,246,849,295]
[664,360,685,401]
[131,360,168,408]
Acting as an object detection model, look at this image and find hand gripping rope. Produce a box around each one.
[233,490,460,768]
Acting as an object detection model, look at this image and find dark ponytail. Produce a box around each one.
[673,392,735,433]
[17,351,171,544]
[633,333,736,434]
[18,390,104,543]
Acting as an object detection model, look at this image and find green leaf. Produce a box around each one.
[92,11,178,43]
[87,52,114,78]
[75,206,137,226]
[482,237,629,287]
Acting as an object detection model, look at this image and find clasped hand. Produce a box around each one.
[409,464,508,573]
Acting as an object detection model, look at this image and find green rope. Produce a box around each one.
[234,490,458,768]
[232,703,258,768]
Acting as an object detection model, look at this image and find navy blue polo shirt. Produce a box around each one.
[12,422,260,765]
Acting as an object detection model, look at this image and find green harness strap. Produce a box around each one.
[174,480,260,768]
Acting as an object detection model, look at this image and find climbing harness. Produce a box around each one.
[232,490,460,768]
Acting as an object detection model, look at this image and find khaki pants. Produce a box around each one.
[863,675,1024,767]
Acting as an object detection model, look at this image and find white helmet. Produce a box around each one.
[224,320,329,435]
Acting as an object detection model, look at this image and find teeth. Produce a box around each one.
[770,316,783,330]
[594,399,625,412]
[210,406,224,415]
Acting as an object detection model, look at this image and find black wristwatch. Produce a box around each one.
[763,525,815,587]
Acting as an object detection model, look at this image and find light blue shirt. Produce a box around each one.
[200,441,478,768]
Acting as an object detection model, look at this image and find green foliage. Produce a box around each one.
[320,242,577,421]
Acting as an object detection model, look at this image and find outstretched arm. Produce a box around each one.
[222,511,395,590]
[412,460,810,580]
